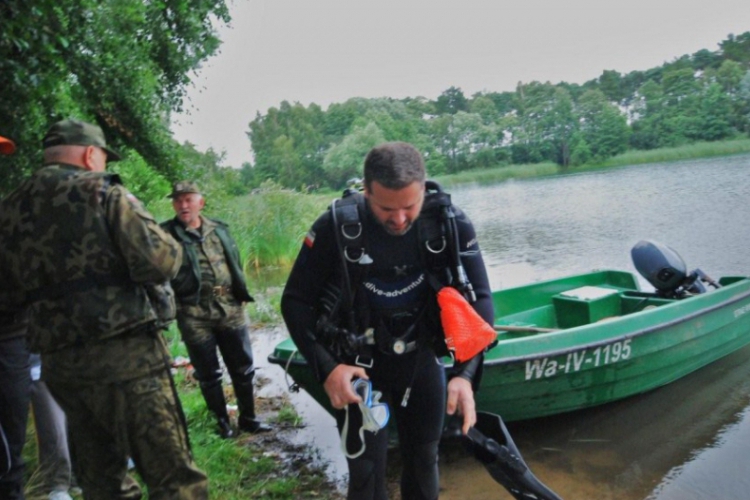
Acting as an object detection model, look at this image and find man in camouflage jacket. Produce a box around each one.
[0,120,208,499]
[161,181,271,438]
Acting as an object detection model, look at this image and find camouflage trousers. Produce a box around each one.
[47,368,208,500]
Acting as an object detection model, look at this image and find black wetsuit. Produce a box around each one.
[281,193,494,500]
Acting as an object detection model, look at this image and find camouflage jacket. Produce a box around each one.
[0,164,182,353]
[160,216,253,306]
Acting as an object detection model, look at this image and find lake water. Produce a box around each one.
[253,154,750,499]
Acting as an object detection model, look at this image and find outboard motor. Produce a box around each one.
[631,240,720,298]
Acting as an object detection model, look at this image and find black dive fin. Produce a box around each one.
[463,411,563,500]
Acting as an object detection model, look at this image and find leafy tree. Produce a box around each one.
[568,132,591,166]
[324,99,368,140]
[716,60,745,94]
[0,0,230,195]
[350,99,422,144]
[630,68,706,148]
[248,101,326,189]
[109,154,172,208]
[598,70,626,104]
[448,111,495,170]
[403,96,436,118]
[483,91,517,116]
[430,115,459,173]
[737,71,750,133]
[630,80,666,149]
[692,49,722,71]
[513,82,577,166]
[470,95,500,125]
[435,86,468,115]
[323,122,386,189]
[577,89,630,161]
[720,32,750,66]
[697,83,735,140]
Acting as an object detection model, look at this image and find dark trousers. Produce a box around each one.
[0,336,31,500]
[178,318,257,419]
[335,349,446,500]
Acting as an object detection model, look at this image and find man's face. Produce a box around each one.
[364,180,425,236]
[172,193,205,229]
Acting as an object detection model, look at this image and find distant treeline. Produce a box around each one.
[244,32,750,191]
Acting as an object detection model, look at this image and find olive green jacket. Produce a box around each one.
[160,217,253,306]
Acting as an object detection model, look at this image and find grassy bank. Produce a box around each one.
[434,138,750,187]
[597,137,750,168]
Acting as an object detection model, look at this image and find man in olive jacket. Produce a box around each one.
[0,120,207,500]
[161,181,270,438]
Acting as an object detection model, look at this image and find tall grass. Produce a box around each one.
[213,181,330,270]
[596,138,750,169]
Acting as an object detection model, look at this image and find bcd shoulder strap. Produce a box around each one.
[331,180,459,294]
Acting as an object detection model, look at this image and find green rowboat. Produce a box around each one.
[269,242,750,422]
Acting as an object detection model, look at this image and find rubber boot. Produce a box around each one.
[199,380,235,439]
[233,379,272,434]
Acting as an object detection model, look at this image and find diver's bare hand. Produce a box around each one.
[324,364,369,409]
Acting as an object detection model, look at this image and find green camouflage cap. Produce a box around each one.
[42,119,122,162]
[168,181,201,199]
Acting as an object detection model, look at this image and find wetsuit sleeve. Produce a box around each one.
[281,211,342,384]
[448,207,494,388]
[105,184,183,283]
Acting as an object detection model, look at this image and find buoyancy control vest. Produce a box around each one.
[318,180,476,359]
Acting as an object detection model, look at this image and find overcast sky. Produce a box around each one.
[170,0,749,168]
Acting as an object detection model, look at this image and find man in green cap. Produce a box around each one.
[161,181,271,438]
[0,119,208,499]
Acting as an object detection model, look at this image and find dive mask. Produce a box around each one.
[341,378,390,458]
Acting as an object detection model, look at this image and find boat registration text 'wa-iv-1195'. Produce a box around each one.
[524,340,632,381]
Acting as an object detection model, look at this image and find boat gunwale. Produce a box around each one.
[484,283,750,367]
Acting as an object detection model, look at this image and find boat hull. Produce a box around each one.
[269,270,750,421]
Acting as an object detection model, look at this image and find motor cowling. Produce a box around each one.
[631,240,688,294]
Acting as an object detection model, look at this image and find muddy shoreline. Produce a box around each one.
[249,325,347,498]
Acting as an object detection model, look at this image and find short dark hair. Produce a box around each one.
[363,142,425,191]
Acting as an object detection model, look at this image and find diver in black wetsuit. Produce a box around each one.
[281,142,494,500]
